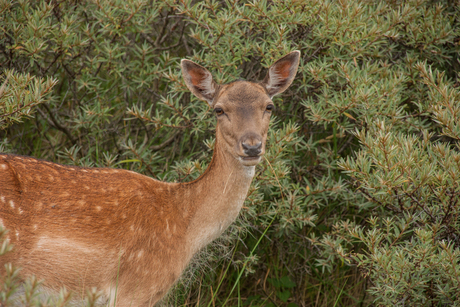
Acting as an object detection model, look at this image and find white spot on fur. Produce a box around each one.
[15,231,19,239]
[122,213,127,219]
[18,207,23,214]
[0,164,7,170]
[34,224,38,230]
[96,206,102,211]
[93,170,100,173]
[9,200,14,209]
[0,196,5,203]
[137,250,144,258]
[35,236,98,255]
[84,185,90,190]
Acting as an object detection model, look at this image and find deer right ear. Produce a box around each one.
[181,60,219,106]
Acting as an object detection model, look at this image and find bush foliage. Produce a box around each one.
[1,0,460,306]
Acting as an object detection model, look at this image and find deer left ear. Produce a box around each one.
[262,51,301,98]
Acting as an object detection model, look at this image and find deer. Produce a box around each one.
[0,51,300,306]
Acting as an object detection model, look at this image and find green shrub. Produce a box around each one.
[1,0,459,306]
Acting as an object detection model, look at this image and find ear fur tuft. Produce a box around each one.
[181,60,219,105]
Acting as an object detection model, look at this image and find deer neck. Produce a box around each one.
[183,127,255,255]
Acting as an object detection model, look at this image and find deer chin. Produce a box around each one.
[239,155,262,166]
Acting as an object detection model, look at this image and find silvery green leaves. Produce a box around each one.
[0,71,56,130]
[336,119,460,304]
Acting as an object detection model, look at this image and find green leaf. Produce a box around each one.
[280,276,296,288]
[277,290,291,303]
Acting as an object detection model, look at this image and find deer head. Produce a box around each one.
[181,51,300,167]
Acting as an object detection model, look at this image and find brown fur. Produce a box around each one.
[0,51,300,306]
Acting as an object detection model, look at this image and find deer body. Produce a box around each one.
[0,52,300,306]
[0,136,253,304]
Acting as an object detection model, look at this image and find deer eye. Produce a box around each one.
[266,104,275,112]
[214,108,224,116]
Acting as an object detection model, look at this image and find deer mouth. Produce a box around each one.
[239,155,262,166]
[241,156,260,160]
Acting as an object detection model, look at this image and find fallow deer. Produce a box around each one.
[0,51,300,306]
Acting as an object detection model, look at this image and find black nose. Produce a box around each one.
[242,142,262,157]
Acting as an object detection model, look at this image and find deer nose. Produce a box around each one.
[242,141,262,157]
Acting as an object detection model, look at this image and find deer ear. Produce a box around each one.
[181,59,219,106]
[262,51,301,98]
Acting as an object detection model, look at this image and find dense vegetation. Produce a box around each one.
[1,0,460,306]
